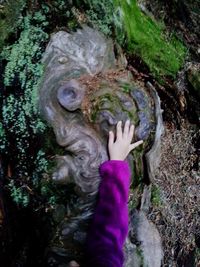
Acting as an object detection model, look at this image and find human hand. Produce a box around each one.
[108,120,143,161]
[68,261,79,267]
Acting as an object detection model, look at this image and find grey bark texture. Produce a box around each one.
[39,26,164,266]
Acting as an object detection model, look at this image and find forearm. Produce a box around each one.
[86,160,131,267]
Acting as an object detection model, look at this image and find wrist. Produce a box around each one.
[109,157,125,161]
[109,159,125,162]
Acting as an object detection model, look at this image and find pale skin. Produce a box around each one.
[68,261,80,267]
[68,120,143,267]
[108,120,143,160]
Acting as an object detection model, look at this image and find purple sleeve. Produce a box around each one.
[85,160,131,267]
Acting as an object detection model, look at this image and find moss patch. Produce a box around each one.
[151,184,162,207]
[114,0,187,79]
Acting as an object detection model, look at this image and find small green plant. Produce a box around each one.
[1,11,48,171]
[80,0,115,35]
[0,9,50,205]
[32,145,78,209]
[8,180,29,207]
[32,148,63,207]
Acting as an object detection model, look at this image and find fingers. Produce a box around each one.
[108,131,114,150]
[116,120,135,141]
[113,120,137,143]
[129,140,143,152]
[68,261,80,267]
[116,121,122,140]
[122,120,135,142]
[123,120,130,138]
[128,123,134,142]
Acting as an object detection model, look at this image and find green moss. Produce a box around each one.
[78,0,186,79]
[90,93,119,122]
[121,82,132,93]
[151,184,162,207]
[128,186,142,209]
[114,0,187,78]
[0,0,26,49]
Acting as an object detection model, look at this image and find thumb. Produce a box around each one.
[129,140,143,152]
